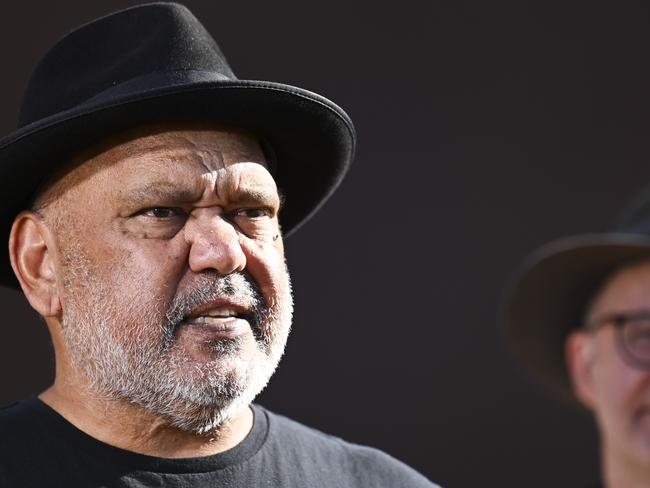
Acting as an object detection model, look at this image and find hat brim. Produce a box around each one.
[0,77,356,288]
[503,233,650,403]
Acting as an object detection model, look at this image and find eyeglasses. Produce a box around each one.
[588,310,650,369]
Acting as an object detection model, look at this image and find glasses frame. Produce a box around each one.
[587,310,650,370]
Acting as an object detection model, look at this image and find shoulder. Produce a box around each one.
[0,398,41,441]
[0,397,54,461]
[258,406,440,488]
[0,398,49,482]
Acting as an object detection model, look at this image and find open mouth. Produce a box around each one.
[186,307,246,324]
[179,301,253,339]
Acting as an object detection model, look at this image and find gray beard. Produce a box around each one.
[60,254,293,435]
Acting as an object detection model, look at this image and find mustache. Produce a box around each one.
[161,272,266,345]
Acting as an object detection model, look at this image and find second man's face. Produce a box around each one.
[567,260,650,467]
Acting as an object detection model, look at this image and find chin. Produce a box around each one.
[129,347,281,434]
[160,391,253,435]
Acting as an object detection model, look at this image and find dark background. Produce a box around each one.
[4,1,650,486]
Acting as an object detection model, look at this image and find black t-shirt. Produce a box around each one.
[0,397,438,487]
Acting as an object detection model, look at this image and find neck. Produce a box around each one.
[602,441,650,488]
[39,376,254,458]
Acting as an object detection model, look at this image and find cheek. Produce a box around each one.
[241,237,288,302]
[597,361,636,405]
[101,237,190,303]
[593,347,650,430]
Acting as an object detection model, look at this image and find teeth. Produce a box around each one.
[208,309,238,317]
[193,309,239,322]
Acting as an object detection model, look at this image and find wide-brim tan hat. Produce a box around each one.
[503,190,650,402]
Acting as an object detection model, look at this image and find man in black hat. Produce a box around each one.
[0,3,437,487]
[505,192,650,487]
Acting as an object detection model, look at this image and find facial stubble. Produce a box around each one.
[59,246,293,435]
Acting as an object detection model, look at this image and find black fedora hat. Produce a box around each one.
[503,189,650,403]
[0,2,356,288]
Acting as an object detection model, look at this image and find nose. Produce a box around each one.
[185,209,246,275]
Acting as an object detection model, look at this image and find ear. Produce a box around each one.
[565,329,597,409]
[9,211,61,317]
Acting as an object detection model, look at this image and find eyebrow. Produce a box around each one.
[231,186,282,207]
[119,181,202,204]
[119,181,284,209]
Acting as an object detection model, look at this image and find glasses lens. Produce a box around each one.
[621,317,650,364]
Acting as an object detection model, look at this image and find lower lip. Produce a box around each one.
[179,317,249,340]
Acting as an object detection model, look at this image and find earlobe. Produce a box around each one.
[565,330,597,409]
[9,211,61,317]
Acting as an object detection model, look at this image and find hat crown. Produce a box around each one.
[615,187,650,235]
[18,2,236,128]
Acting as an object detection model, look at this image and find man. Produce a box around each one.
[504,191,650,487]
[0,4,437,487]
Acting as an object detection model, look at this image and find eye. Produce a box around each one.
[625,318,650,341]
[139,207,186,219]
[232,207,273,219]
[123,206,188,240]
[225,206,277,239]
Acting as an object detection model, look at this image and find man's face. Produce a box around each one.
[40,127,293,433]
[567,260,650,466]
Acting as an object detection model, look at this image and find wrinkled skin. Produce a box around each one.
[12,126,294,455]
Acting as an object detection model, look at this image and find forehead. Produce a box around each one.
[37,125,273,205]
[589,259,650,315]
[110,127,267,168]
[94,126,268,175]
